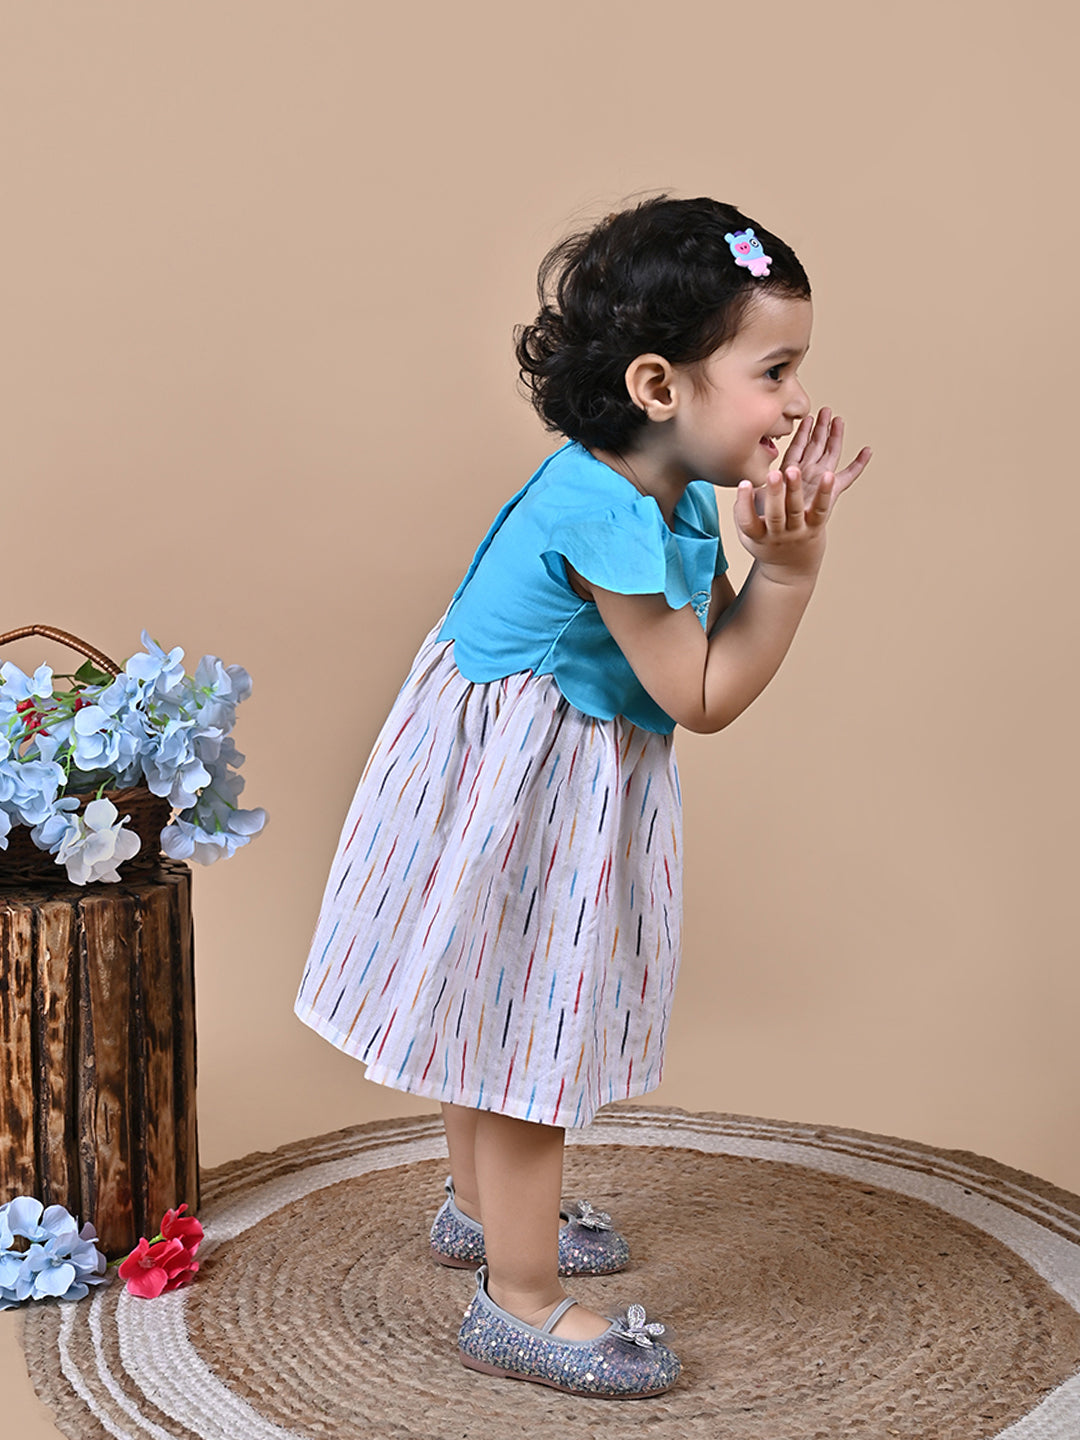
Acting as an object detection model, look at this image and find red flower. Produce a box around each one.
[118,1236,200,1298]
[160,1204,203,1254]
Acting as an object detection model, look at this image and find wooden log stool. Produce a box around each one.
[0,861,199,1259]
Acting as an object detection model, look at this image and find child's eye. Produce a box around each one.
[765,364,785,381]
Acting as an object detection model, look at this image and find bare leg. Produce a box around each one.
[440,1102,480,1221]
[473,1110,609,1341]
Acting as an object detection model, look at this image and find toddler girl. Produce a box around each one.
[295,196,870,1399]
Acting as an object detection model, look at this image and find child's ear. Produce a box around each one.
[623,354,677,422]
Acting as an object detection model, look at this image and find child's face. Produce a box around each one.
[674,293,813,488]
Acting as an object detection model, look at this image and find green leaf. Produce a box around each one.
[74,660,112,686]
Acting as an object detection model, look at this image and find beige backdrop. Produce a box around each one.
[4,1,1078,1427]
[3,0,1078,1263]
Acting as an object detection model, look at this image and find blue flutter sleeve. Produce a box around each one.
[540,486,724,628]
[438,445,727,733]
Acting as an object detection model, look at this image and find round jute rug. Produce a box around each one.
[18,1107,1080,1439]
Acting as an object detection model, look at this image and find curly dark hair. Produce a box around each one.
[515,196,811,451]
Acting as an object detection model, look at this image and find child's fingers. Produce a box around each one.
[805,471,836,526]
[820,414,845,472]
[783,465,805,527]
[734,479,765,538]
[803,407,832,466]
[762,469,789,530]
[834,446,873,493]
[782,415,813,467]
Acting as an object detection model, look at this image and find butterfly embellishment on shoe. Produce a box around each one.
[614,1303,667,1347]
[568,1199,613,1230]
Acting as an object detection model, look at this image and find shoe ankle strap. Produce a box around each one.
[540,1296,578,1334]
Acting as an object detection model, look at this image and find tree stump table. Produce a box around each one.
[0,861,198,1258]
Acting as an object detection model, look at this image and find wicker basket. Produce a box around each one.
[0,624,172,885]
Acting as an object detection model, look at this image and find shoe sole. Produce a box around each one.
[459,1350,676,1399]
[430,1245,479,1269]
[431,1244,627,1277]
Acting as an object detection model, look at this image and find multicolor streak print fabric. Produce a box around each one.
[295,621,683,1128]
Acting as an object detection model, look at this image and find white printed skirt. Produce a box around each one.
[294,621,683,1128]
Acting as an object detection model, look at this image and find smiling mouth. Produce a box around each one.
[760,436,779,456]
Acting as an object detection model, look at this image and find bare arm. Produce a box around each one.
[707,571,737,633]
[582,463,852,734]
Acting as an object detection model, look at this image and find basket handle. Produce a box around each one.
[0,625,121,678]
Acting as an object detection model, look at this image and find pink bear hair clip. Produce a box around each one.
[724,229,772,278]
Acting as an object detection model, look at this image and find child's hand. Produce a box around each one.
[782,408,871,506]
[734,465,834,582]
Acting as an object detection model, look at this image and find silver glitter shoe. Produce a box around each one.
[458,1264,680,1399]
[429,1177,631,1275]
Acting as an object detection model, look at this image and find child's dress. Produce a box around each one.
[295,442,727,1127]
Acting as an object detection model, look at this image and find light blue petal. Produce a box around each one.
[33,1261,76,1298]
[41,1205,80,1240]
[226,665,252,703]
[126,653,161,682]
[6,1196,45,1240]
[161,822,196,860]
[0,1251,25,1285]
[30,666,55,700]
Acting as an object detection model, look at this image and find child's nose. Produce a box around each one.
[786,380,811,419]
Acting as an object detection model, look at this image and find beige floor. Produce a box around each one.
[1,1312,63,1437]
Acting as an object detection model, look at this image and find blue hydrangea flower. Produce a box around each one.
[54,798,142,885]
[71,708,152,792]
[2,633,264,877]
[70,705,130,774]
[0,1249,25,1308]
[124,633,186,697]
[190,655,252,733]
[0,662,54,705]
[29,797,80,856]
[15,1244,81,1302]
[192,726,225,767]
[141,720,212,809]
[30,728,66,764]
[161,743,267,865]
[16,1232,108,1304]
[0,757,66,826]
[0,1198,108,1309]
[0,1195,51,1247]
